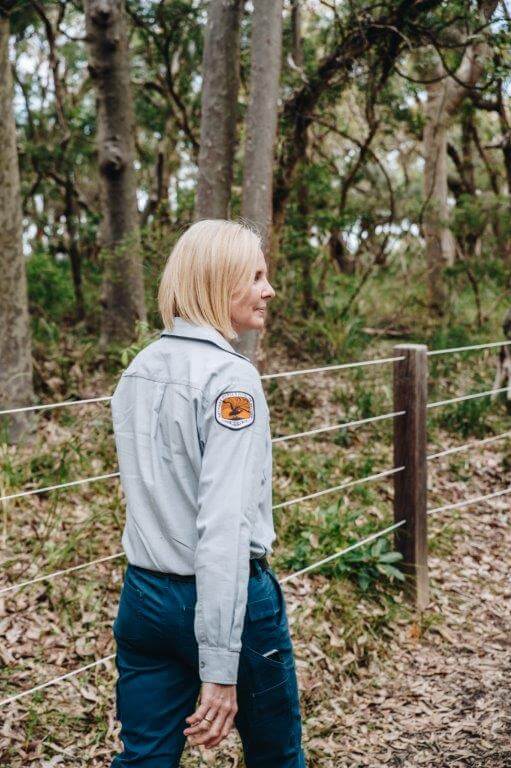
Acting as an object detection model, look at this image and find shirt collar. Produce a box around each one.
[160,316,251,363]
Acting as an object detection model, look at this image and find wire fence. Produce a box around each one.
[1,336,510,712]
[4,420,510,597]
[2,336,510,417]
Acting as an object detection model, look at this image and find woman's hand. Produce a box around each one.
[184,682,238,748]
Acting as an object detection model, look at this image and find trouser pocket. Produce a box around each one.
[245,644,291,722]
[242,585,294,724]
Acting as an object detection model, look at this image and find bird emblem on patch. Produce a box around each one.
[215,391,255,429]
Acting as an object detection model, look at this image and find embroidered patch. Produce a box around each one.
[215,390,255,430]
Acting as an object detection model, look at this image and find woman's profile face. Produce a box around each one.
[230,249,275,335]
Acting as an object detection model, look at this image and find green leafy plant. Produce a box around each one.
[282,498,404,593]
[433,393,492,439]
[336,535,405,592]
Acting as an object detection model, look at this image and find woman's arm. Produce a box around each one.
[193,376,268,684]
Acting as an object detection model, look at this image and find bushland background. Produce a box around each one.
[1,1,511,766]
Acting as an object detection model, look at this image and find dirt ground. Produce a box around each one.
[294,459,511,767]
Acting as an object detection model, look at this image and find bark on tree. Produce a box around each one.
[195,0,243,220]
[141,117,178,229]
[64,180,85,321]
[0,15,35,443]
[422,0,498,315]
[235,0,283,367]
[83,0,146,346]
[290,4,318,314]
[291,0,303,68]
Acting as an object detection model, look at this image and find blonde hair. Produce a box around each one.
[158,219,262,341]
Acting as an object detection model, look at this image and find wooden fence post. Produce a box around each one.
[393,343,429,610]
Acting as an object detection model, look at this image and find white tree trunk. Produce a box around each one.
[195,0,243,220]
[236,0,283,366]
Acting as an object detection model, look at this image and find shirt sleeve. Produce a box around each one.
[194,373,268,684]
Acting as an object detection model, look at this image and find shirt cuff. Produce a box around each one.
[198,646,240,684]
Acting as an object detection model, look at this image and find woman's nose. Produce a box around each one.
[263,280,275,299]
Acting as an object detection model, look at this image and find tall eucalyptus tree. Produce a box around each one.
[0,8,35,442]
[195,0,243,220]
[235,0,283,366]
[84,0,146,346]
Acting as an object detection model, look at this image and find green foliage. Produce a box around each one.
[429,324,473,356]
[26,251,75,324]
[9,0,511,361]
[282,499,404,594]
[433,391,494,439]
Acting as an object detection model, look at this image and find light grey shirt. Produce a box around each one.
[110,316,276,684]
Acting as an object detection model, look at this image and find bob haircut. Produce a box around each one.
[158,219,262,341]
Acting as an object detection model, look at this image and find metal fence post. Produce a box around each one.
[393,343,429,610]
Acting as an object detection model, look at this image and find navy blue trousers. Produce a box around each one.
[111,559,307,767]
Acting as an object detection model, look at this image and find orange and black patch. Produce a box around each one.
[215,390,255,430]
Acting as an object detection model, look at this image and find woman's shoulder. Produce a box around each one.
[209,345,262,379]
[114,336,262,401]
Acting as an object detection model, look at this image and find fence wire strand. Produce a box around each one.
[0,472,120,504]
[427,339,511,356]
[278,520,406,584]
[272,466,404,510]
[0,396,112,417]
[272,410,405,444]
[0,552,124,596]
[427,386,509,410]
[427,486,511,515]
[427,430,511,460]
[0,654,117,706]
[261,355,405,380]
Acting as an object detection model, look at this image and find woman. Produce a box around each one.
[110,219,307,767]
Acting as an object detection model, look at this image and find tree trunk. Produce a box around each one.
[297,162,318,316]
[64,180,85,321]
[494,76,511,272]
[235,0,283,367]
[195,0,243,220]
[423,62,454,315]
[328,226,354,274]
[141,116,176,229]
[84,0,146,347]
[291,0,303,68]
[422,0,498,315]
[0,15,35,443]
[290,7,317,315]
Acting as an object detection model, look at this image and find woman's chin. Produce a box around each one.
[235,316,266,334]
